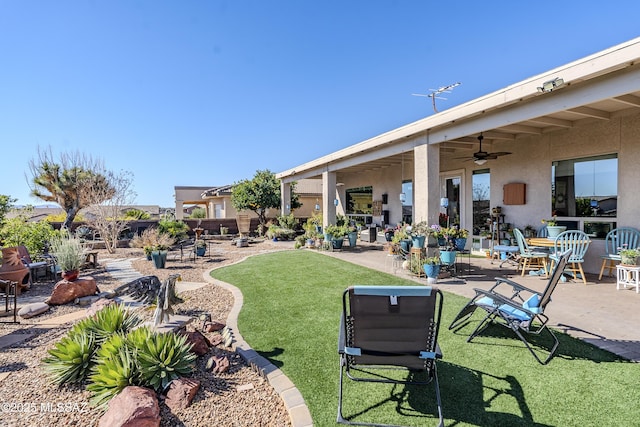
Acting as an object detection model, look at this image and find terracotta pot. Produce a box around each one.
[0,246,30,294]
[62,270,79,282]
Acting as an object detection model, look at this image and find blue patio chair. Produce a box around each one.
[449,250,571,364]
[598,227,640,280]
[550,230,591,284]
[513,228,548,277]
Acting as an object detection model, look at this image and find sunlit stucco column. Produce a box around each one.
[175,201,184,220]
[322,171,337,228]
[280,181,291,216]
[208,201,215,219]
[413,143,440,225]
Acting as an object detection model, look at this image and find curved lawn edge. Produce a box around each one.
[203,254,313,427]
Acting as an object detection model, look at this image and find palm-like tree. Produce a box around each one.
[30,149,114,229]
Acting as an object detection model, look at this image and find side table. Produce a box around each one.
[616,265,640,293]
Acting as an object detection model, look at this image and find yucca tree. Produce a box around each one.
[29,148,114,229]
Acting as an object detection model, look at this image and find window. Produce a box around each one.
[346,186,373,224]
[552,154,617,237]
[552,154,617,217]
[472,169,490,235]
[402,180,412,224]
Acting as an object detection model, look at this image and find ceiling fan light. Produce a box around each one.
[474,158,488,165]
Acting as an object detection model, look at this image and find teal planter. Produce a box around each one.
[332,237,344,249]
[151,250,167,269]
[196,246,206,257]
[324,233,333,242]
[440,250,457,265]
[423,264,441,278]
[399,239,412,252]
[412,235,426,248]
[454,238,467,251]
[347,231,358,247]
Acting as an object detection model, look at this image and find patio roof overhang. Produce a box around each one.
[276,37,640,182]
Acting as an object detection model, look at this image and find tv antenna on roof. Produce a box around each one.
[412,82,461,113]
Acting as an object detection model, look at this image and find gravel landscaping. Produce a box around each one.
[0,239,294,426]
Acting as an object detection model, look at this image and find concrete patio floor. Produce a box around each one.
[323,242,640,362]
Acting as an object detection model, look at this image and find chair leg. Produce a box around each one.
[520,258,527,276]
[598,259,607,280]
[578,263,587,285]
[512,324,559,365]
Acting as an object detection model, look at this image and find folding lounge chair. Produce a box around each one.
[338,285,444,427]
[449,250,571,365]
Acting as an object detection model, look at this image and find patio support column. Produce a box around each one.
[322,171,337,228]
[281,181,291,216]
[413,143,440,225]
[175,201,184,220]
[208,201,215,219]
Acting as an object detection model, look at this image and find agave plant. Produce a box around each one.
[88,339,137,408]
[84,303,141,344]
[42,332,96,384]
[137,331,196,392]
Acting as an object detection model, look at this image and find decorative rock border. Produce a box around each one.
[204,258,313,427]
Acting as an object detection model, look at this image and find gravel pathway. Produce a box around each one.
[0,240,294,426]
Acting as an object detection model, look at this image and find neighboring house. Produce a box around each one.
[276,37,640,274]
[175,180,322,220]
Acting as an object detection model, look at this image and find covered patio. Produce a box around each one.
[277,37,640,276]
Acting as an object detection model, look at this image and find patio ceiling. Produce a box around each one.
[334,87,640,176]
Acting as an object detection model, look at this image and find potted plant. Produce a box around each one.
[391,227,411,252]
[423,256,442,280]
[346,225,358,248]
[325,225,347,249]
[151,243,170,269]
[195,240,207,257]
[50,234,85,281]
[620,248,640,265]
[410,221,430,248]
[449,226,469,251]
[542,216,566,238]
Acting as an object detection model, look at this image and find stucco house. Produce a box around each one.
[276,37,640,274]
[174,180,322,221]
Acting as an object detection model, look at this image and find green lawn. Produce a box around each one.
[211,250,639,427]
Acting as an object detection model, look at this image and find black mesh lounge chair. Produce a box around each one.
[449,250,571,365]
[338,285,444,427]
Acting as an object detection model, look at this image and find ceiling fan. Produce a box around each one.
[457,133,512,165]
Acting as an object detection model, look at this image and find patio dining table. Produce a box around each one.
[528,234,592,283]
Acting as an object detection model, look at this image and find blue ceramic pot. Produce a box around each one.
[412,235,426,248]
[440,250,457,265]
[423,264,441,278]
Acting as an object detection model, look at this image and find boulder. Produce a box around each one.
[203,320,225,332]
[206,355,230,374]
[164,378,200,411]
[98,386,160,427]
[46,276,98,305]
[182,330,209,356]
[18,302,50,319]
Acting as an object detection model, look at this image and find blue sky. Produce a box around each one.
[1,1,638,208]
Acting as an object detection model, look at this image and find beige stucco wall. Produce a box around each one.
[436,111,640,274]
[328,111,639,274]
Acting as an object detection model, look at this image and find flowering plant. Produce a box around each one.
[541,216,558,227]
[410,221,431,237]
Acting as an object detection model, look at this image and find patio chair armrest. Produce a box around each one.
[492,277,537,295]
[338,313,346,354]
[474,289,539,316]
